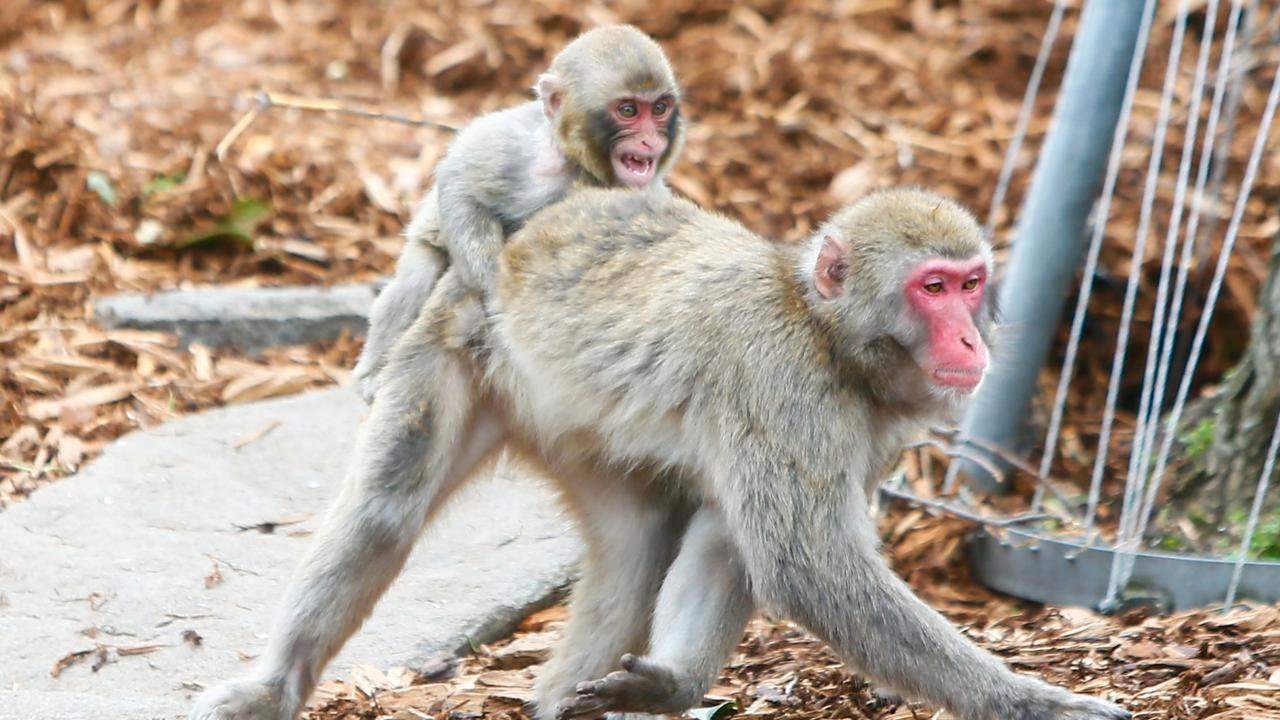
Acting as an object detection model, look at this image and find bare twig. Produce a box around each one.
[215,90,457,162]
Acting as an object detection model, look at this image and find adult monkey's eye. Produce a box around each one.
[924,281,944,294]
[653,100,668,116]
[962,278,979,291]
[618,103,638,119]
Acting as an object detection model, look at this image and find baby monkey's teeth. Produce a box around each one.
[623,155,652,174]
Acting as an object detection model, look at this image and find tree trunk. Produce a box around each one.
[1160,233,1280,556]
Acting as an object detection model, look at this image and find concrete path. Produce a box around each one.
[0,386,580,720]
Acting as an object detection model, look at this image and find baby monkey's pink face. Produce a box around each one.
[904,257,990,393]
[608,93,676,187]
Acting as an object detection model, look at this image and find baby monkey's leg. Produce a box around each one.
[353,187,448,404]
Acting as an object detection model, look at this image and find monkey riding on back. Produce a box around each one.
[352,24,686,404]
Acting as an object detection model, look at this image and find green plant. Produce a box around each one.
[1181,418,1215,459]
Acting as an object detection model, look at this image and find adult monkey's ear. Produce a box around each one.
[814,235,849,300]
[535,73,563,121]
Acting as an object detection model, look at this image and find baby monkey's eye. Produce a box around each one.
[618,103,638,119]
[653,101,668,116]
[962,278,980,291]
[923,281,944,294]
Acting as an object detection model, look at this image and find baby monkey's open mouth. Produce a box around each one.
[613,151,659,186]
[621,154,654,175]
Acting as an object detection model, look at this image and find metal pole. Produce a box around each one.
[953,0,1150,490]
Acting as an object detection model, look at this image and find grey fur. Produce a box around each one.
[191,187,1129,720]
[557,506,752,719]
[351,101,583,403]
[482,187,1128,720]
[352,25,684,404]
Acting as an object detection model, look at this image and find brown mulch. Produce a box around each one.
[302,513,1280,720]
[5,3,1280,717]
[5,2,1279,510]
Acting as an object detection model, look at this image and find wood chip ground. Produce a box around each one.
[4,3,1279,718]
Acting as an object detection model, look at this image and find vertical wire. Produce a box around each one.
[1195,0,1262,258]
[1108,0,1223,600]
[1099,0,1193,606]
[1223,410,1280,608]
[1144,0,1247,529]
[1031,0,1161,517]
[1124,0,1237,584]
[985,0,1069,237]
[943,0,1071,497]
[1143,63,1280,603]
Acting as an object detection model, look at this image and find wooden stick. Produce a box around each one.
[215,90,456,162]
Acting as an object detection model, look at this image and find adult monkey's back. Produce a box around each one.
[487,186,1130,720]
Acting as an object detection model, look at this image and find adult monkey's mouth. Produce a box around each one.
[931,367,984,391]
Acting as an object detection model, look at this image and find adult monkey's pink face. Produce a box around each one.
[904,257,990,392]
[810,189,996,399]
[607,92,677,188]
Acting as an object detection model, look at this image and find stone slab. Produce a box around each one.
[92,283,380,352]
[0,385,580,719]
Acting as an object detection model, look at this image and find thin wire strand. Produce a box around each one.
[880,486,1052,529]
[1099,0,1192,607]
[944,0,1072,498]
[1144,61,1280,592]
[1032,0,1160,510]
[1223,410,1280,608]
[1105,0,1223,602]
[1033,0,1160,523]
[985,0,1069,237]
[1196,0,1263,258]
[1125,0,1240,586]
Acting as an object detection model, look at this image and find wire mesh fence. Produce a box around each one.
[893,0,1280,612]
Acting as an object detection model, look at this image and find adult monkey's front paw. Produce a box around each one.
[1006,678,1130,720]
[1048,694,1131,720]
[190,677,299,720]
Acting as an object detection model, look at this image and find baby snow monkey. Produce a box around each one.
[352,24,686,402]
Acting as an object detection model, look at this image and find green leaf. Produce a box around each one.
[688,701,736,720]
[1247,510,1280,560]
[1180,419,1215,459]
[177,197,271,249]
[86,171,117,206]
[143,172,186,196]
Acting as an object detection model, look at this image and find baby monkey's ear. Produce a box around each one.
[814,234,849,300]
[534,73,563,121]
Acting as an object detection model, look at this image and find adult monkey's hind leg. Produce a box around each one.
[558,505,753,719]
[532,462,693,720]
[191,288,505,720]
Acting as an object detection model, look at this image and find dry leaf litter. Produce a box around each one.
[303,515,1280,720]
[3,2,1280,718]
